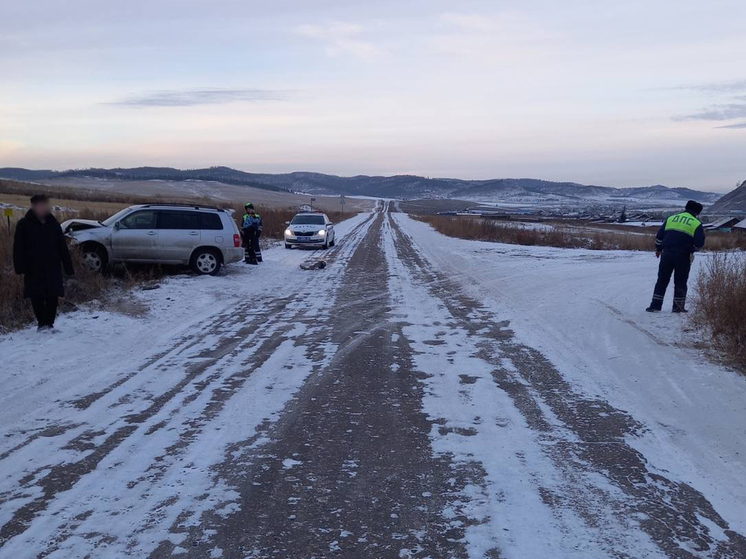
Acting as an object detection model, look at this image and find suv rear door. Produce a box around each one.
[111,210,159,261]
[156,210,205,263]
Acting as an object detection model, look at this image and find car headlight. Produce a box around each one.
[318,229,326,236]
[285,229,293,237]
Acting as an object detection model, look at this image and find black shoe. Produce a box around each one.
[673,301,688,313]
[646,306,661,313]
[37,325,52,332]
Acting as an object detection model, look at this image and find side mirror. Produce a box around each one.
[327,222,333,227]
[114,221,121,230]
[285,221,290,226]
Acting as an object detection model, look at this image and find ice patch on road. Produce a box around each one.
[282,458,303,469]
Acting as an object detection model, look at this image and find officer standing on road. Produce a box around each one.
[13,194,75,331]
[646,200,705,313]
[241,203,263,265]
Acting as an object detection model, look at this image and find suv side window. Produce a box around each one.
[119,210,157,230]
[199,212,223,230]
[158,211,202,230]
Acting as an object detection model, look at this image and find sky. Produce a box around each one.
[1,0,745,192]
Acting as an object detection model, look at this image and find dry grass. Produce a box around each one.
[692,253,746,372]
[701,231,746,251]
[0,193,129,217]
[416,216,746,252]
[416,216,654,250]
[0,178,224,208]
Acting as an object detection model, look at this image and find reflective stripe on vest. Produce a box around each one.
[664,212,701,237]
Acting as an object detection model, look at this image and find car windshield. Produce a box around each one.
[102,208,134,227]
[291,214,325,225]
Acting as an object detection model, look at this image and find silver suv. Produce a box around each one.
[284,212,336,249]
[61,204,244,275]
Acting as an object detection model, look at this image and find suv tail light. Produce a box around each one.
[233,234,241,247]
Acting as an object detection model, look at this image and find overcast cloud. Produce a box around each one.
[1,0,745,191]
[109,89,290,107]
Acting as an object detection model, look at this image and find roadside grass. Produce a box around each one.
[415,215,746,252]
[692,253,746,372]
[0,178,223,208]
[415,215,653,250]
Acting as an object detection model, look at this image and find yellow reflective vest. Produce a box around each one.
[664,212,702,237]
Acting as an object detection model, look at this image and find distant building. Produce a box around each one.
[704,217,742,231]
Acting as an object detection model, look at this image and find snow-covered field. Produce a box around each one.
[1,205,744,559]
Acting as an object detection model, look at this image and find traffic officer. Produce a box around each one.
[241,203,263,265]
[646,200,705,313]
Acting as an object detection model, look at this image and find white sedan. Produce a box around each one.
[284,212,336,249]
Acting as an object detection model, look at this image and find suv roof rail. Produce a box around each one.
[138,203,223,211]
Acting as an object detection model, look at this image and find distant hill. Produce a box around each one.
[0,166,286,193]
[706,180,746,216]
[0,168,64,181]
[0,166,722,205]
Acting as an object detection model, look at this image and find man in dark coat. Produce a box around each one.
[13,194,74,330]
[646,200,705,313]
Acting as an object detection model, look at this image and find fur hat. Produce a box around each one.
[685,200,703,216]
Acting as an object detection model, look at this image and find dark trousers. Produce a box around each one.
[31,296,58,327]
[243,231,258,264]
[252,234,262,262]
[650,252,692,311]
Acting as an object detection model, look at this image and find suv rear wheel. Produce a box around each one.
[191,248,222,275]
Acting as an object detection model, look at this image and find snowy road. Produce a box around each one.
[1,203,745,558]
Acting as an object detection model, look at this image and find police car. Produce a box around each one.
[284,212,336,249]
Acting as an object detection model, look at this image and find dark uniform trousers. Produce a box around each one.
[650,251,691,312]
[243,229,262,264]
